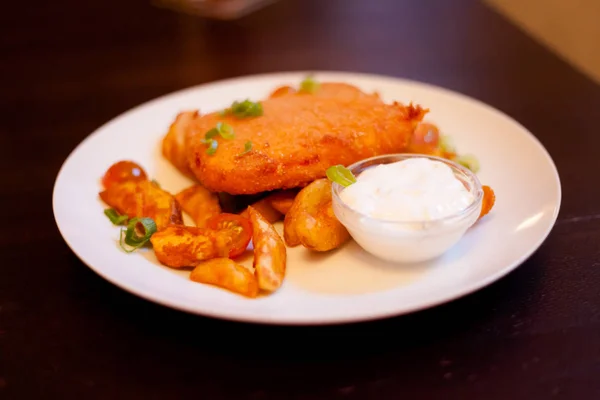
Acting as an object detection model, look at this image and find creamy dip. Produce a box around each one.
[339,157,474,222]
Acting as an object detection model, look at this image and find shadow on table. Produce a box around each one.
[60,244,546,394]
[67,249,543,354]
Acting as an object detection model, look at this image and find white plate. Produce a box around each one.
[52,71,561,325]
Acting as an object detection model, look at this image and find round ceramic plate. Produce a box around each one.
[52,71,561,325]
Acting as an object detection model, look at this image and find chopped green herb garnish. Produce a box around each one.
[241,141,252,154]
[151,179,161,188]
[215,122,235,139]
[326,165,357,187]
[104,208,128,225]
[221,99,263,118]
[205,128,219,140]
[455,154,480,173]
[439,135,456,155]
[204,122,234,141]
[119,217,157,253]
[300,75,320,93]
[202,122,235,156]
[206,139,218,155]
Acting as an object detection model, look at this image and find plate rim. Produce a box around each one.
[52,70,562,325]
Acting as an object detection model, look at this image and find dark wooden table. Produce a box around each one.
[2,0,599,398]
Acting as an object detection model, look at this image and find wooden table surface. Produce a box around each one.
[2,0,599,398]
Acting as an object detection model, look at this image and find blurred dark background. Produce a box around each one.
[1,1,599,399]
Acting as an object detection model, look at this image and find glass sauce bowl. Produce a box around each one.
[331,154,483,263]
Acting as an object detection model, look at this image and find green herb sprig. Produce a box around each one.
[220,99,263,119]
[104,208,128,225]
[119,217,157,253]
[240,141,252,155]
[326,165,356,187]
[202,122,235,155]
[299,75,320,94]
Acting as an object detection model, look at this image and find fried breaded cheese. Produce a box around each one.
[163,82,426,195]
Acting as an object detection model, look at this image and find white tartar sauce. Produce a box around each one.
[340,157,474,222]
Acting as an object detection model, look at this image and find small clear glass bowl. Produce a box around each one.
[332,154,483,263]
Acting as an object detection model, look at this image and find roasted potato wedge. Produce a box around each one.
[306,199,350,251]
[190,258,259,298]
[99,180,183,230]
[283,180,331,247]
[247,206,286,292]
[162,110,198,179]
[150,225,224,268]
[479,185,496,219]
[175,185,221,228]
[240,197,282,224]
[266,190,297,215]
[283,179,350,251]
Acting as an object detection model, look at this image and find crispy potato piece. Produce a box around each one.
[150,225,236,268]
[283,180,330,247]
[162,110,198,179]
[283,179,350,251]
[99,180,182,230]
[150,225,222,268]
[175,185,221,228]
[301,199,350,252]
[190,258,259,298]
[240,197,282,224]
[479,185,496,219]
[247,206,287,292]
[266,190,297,215]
